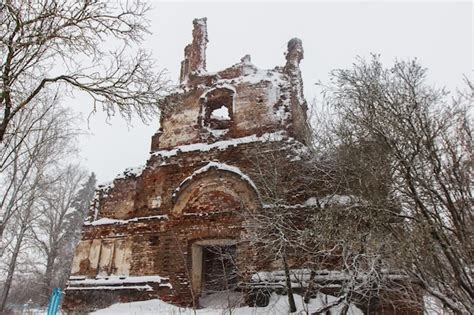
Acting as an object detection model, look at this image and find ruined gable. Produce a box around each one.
[62,18,422,315]
[62,18,310,312]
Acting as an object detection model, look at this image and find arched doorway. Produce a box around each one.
[191,239,238,296]
[171,163,261,305]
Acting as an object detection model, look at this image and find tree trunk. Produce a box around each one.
[0,223,5,251]
[0,226,26,312]
[340,303,349,315]
[0,100,11,144]
[41,253,56,305]
[304,270,316,304]
[283,254,297,313]
[0,121,6,143]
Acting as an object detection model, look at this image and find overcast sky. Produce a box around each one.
[74,1,473,183]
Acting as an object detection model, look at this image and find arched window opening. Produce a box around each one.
[201,88,234,137]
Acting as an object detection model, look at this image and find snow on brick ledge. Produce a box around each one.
[66,275,172,291]
[85,215,169,226]
[152,131,287,159]
[250,269,408,289]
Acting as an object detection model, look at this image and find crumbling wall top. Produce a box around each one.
[180,18,208,83]
[154,19,310,151]
[285,38,304,67]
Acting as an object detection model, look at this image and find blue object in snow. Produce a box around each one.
[46,288,62,315]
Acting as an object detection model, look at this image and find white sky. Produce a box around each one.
[74,1,473,183]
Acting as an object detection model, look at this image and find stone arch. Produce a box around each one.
[171,162,260,216]
[170,163,260,298]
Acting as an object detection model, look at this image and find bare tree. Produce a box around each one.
[319,56,473,314]
[0,100,78,311]
[53,171,96,290]
[30,163,87,304]
[0,167,45,313]
[0,96,78,246]
[243,145,303,313]
[242,128,418,314]
[0,0,169,143]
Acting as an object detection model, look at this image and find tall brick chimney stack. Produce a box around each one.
[180,18,208,83]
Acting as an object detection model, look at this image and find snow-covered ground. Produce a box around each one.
[91,292,363,315]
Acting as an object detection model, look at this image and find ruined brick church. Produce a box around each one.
[63,19,419,314]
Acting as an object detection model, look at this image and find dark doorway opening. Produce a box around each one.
[201,245,237,294]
